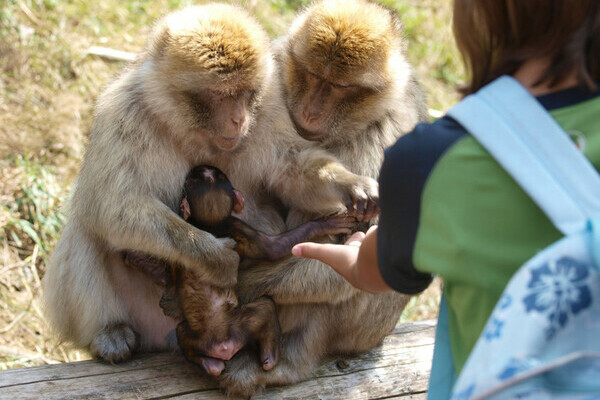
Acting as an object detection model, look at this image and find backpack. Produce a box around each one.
[441,76,600,400]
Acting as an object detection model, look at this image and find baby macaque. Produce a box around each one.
[124,165,355,376]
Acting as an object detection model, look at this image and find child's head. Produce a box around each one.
[453,0,599,94]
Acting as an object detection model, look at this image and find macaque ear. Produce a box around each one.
[232,189,245,214]
[180,197,192,220]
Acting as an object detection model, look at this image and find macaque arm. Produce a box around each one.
[102,196,239,287]
[237,256,359,305]
[264,147,378,219]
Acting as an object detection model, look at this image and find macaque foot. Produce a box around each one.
[90,323,138,363]
[318,214,357,236]
[220,350,266,398]
[206,338,244,361]
[201,357,226,376]
[181,347,226,376]
[260,346,278,371]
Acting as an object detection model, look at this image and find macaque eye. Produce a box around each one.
[240,90,254,100]
[305,70,320,82]
[331,82,351,89]
[186,91,211,118]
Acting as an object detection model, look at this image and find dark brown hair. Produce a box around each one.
[453,0,600,95]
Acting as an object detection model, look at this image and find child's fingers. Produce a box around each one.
[345,231,366,247]
[292,242,338,262]
[292,242,358,280]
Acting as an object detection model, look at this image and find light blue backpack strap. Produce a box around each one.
[447,76,600,236]
[427,293,457,400]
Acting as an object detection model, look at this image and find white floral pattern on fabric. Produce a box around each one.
[523,257,592,339]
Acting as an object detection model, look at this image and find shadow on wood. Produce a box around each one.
[0,320,435,399]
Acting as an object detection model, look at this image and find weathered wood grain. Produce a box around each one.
[0,320,435,399]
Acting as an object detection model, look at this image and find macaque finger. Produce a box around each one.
[355,197,367,222]
[345,196,356,216]
[232,189,245,214]
[364,200,380,221]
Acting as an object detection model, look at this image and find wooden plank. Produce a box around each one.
[0,320,435,399]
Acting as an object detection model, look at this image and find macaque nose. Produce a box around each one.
[231,114,246,129]
[302,109,322,124]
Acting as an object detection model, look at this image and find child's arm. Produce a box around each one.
[292,226,393,294]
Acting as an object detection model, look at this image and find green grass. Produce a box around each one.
[2,155,66,263]
[0,0,460,369]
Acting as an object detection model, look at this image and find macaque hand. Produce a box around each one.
[317,214,357,236]
[339,176,380,222]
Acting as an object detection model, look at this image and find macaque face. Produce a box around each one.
[185,88,257,151]
[286,60,368,141]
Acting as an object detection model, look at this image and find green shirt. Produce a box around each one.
[377,85,600,372]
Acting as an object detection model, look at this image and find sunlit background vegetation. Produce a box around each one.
[0,0,462,369]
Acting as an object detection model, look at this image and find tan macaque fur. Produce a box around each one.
[222,0,428,396]
[43,3,378,364]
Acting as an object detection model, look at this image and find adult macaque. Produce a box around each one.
[43,3,378,364]
[222,0,428,395]
[124,165,356,376]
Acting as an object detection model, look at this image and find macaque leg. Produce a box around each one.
[219,317,323,398]
[237,296,281,371]
[235,214,356,262]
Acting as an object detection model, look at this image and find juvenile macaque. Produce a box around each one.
[124,165,356,376]
[43,4,379,364]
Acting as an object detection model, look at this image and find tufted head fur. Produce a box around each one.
[288,0,404,88]
[149,4,270,92]
[116,3,276,156]
[279,0,424,143]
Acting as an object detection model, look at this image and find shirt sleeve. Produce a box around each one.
[377,117,467,294]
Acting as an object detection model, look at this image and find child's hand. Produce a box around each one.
[292,230,367,285]
[292,226,391,293]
